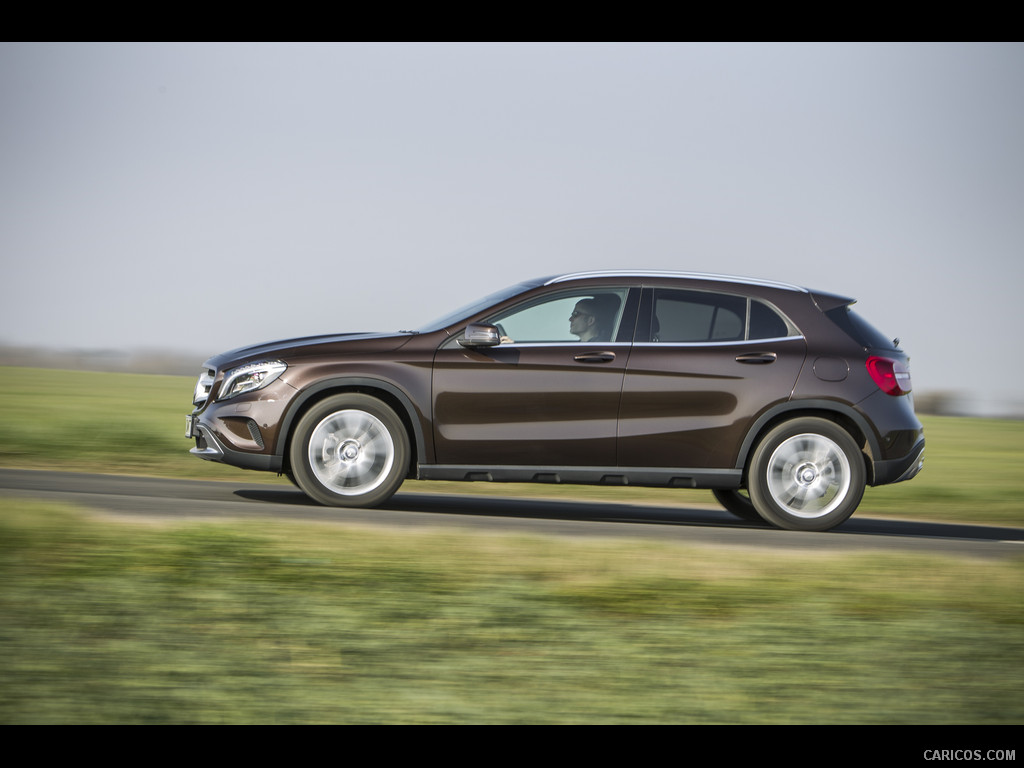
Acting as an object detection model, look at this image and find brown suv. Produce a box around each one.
[186,271,924,531]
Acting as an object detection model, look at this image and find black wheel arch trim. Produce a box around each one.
[275,377,427,471]
[736,399,882,479]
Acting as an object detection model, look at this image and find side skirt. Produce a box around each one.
[417,465,742,489]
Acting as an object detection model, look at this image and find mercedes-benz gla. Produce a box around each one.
[186,271,924,531]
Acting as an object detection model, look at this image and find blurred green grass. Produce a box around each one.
[2,501,1021,724]
[2,366,1022,724]
[1,365,1021,526]
[0,366,241,481]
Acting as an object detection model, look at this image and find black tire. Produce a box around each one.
[288,394,409,508]
[712,488,765,523]
[747,417,865,532]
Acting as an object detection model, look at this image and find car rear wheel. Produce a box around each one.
[748,417,864,532]
[711,489,765,523]
[289,394,408,508]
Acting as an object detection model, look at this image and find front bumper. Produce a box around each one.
[188,419,283,472]
[186,374,295,473]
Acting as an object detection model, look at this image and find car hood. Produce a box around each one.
[204,332,415,370]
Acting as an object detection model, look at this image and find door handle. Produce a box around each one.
[735,352,777,364]
[574,351,616,363]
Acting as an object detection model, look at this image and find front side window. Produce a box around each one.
[487,288,629,344]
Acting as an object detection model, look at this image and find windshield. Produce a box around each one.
[415,280,543,333]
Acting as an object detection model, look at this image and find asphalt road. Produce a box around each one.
[2,468,1022,559]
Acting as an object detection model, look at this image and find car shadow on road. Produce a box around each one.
[232,487,1024,543]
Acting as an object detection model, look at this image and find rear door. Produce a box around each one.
[617,287,806,470]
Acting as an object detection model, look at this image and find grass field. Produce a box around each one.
[2,500,1021,724]
[1,366,1022,723]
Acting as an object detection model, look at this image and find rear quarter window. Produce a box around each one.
[748,300,792,340]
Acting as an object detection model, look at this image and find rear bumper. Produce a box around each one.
[871,435,925,486]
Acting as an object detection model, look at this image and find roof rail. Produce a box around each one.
[544,270,808,293]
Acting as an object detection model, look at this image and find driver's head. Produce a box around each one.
[569,299,598,340]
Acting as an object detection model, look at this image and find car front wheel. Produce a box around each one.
[748,417,865,532]
[289,394,408,508]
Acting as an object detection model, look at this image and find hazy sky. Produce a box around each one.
[2,43,1022,412]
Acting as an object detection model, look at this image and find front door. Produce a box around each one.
[432,287,636,467]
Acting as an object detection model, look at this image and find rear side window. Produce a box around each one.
[652,290,745,342]
[649,289,797,343]
[826,306,896,350]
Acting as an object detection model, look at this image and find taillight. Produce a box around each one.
[866,356,912,396]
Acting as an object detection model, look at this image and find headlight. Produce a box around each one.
[219,360,287,400]
[193,369,215,406]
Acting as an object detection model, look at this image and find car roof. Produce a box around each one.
[542,270,809,293]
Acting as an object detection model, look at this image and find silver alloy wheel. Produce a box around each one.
[764,432,851,519]
[307,409,395,496]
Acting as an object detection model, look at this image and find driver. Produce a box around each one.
[569,297,618,342]
[569,300,600,342]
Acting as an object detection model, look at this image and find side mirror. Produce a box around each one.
[458,323,501,348]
